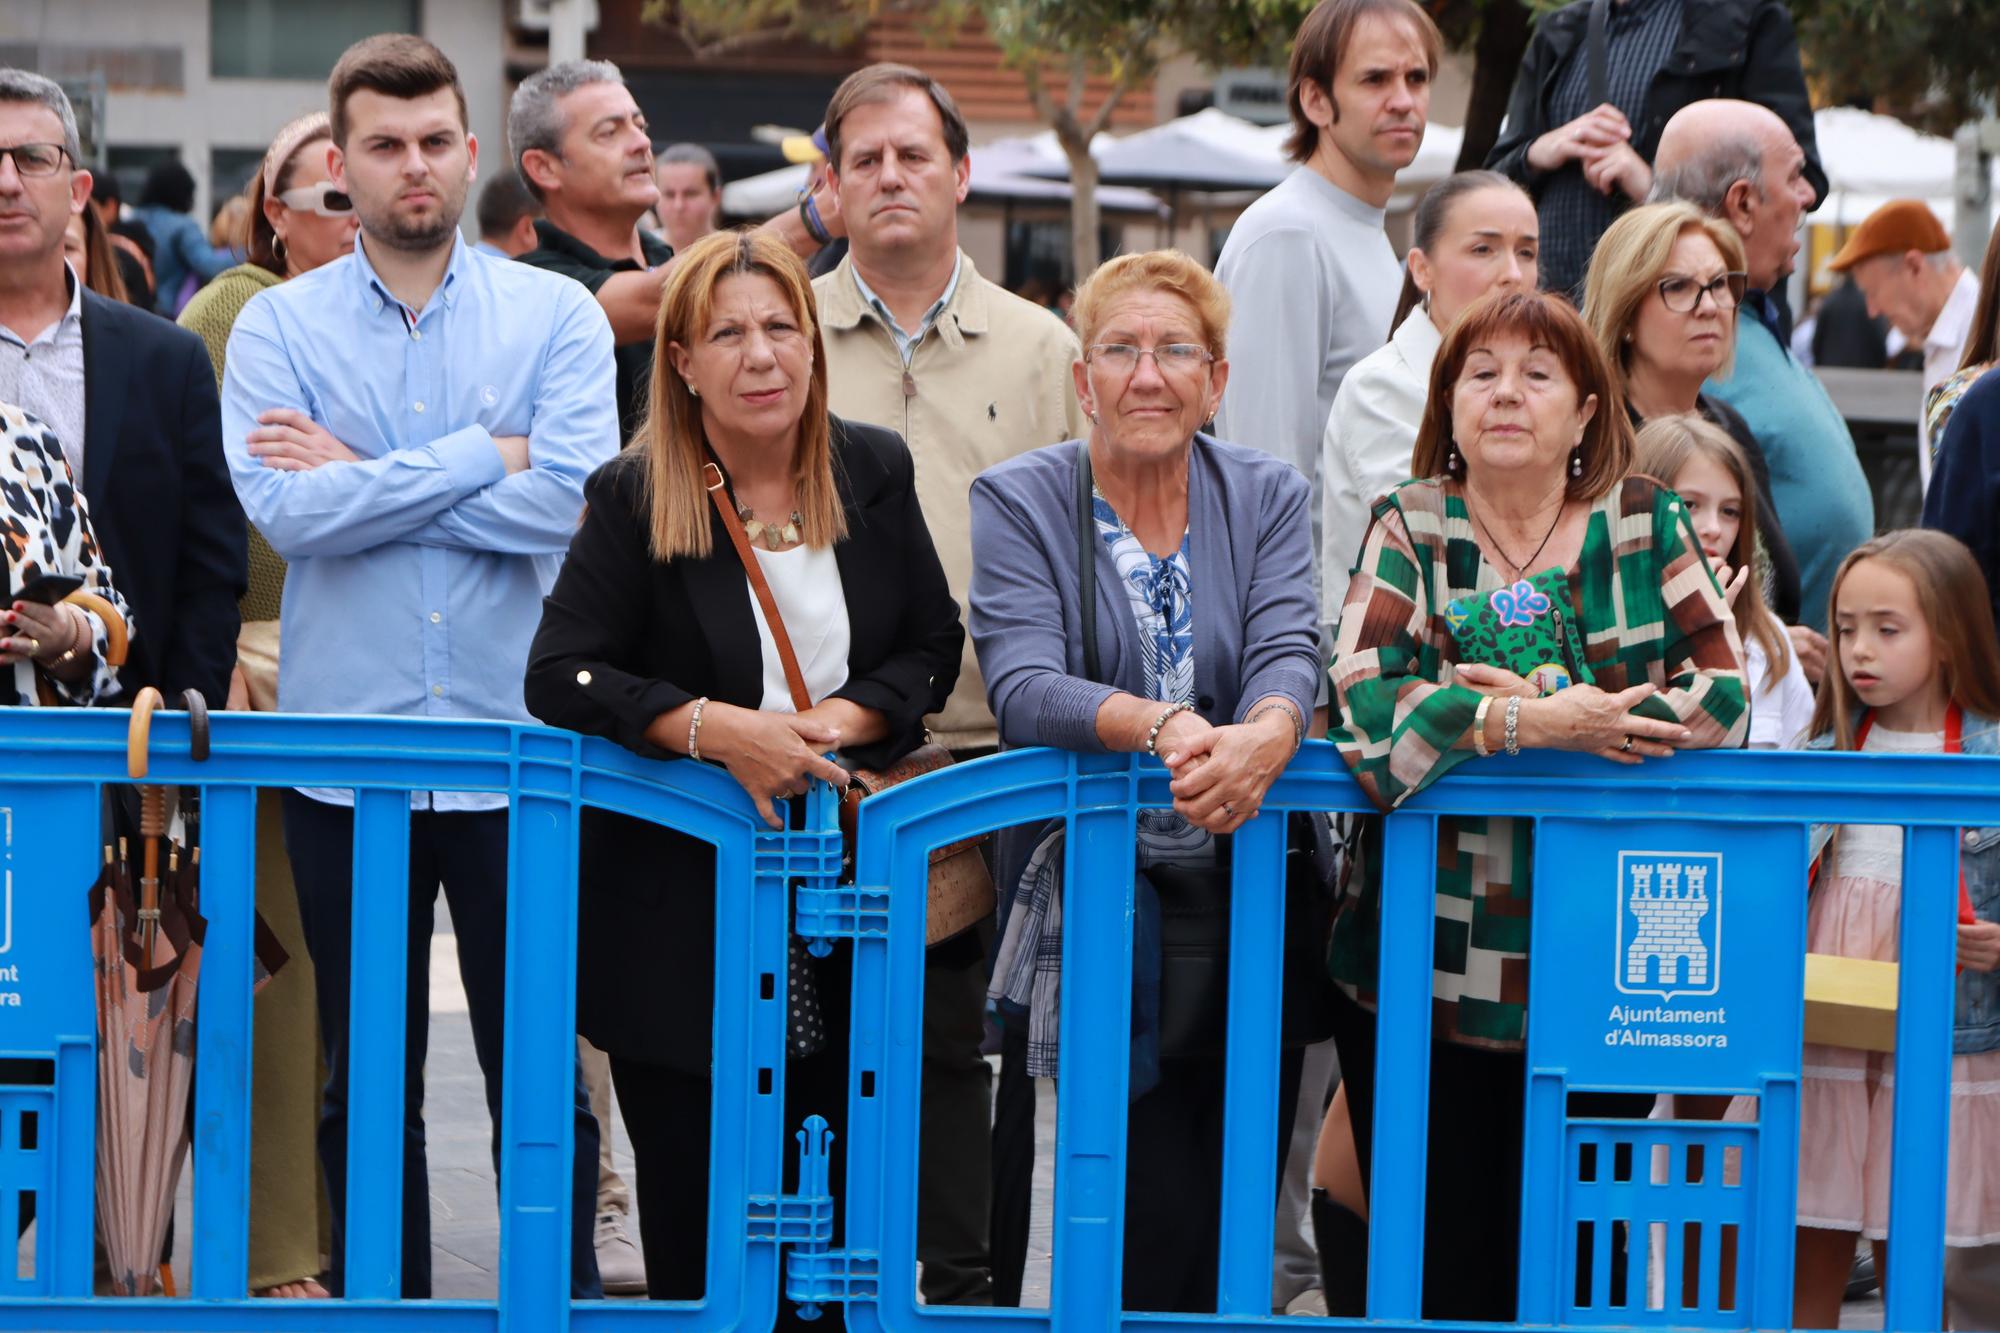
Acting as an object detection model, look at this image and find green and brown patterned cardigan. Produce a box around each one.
[1326,474,1748,1049]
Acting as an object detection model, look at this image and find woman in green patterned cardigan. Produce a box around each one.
[1323,290,1748,1321]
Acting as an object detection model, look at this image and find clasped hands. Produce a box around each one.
[1526,103,1653,201]
[1153,705,1296,836]
[1454,664,1693,765]
[247,408,531,475]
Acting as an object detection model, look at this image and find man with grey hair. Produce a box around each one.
[1654,98,1868,654]
[0,68,245,706]
[513,59,841,441]
[653,142,722,253]
[1826,197,1978,488]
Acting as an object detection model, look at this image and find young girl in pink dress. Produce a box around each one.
[1784,530,2000,1327]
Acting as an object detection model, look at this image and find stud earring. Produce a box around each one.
[688,383,700,398]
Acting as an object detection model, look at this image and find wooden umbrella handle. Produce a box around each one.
[127,685,164,780]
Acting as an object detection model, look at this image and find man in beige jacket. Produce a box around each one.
[813,62,1084,1308]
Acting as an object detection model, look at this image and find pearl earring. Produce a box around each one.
[1571,447,1583,477]
[688,384,700,398]
[1447,444,1460,473]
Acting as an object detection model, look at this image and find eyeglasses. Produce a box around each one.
[1657,270,1747,314]
[277,181,354,217]
[1086,343,1215,374]
[0,143,71,178]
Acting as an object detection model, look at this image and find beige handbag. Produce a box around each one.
[703,459,995,946]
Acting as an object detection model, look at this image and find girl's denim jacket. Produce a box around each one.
[1807,713,2000,1054]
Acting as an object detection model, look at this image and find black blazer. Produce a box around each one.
[1486,0,1829,207]
[525,417,963,1069]
[79,290,247,706]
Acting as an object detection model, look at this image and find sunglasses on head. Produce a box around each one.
[277,181,353,217]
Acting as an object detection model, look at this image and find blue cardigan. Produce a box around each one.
[968,434,1321,750]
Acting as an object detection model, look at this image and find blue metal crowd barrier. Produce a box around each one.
[0,708,1980,1333]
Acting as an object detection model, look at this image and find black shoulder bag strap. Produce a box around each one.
[1076,444,1101,681]
[1585,0,1612,109]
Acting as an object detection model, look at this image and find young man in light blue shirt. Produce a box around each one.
[220,35,616,1300]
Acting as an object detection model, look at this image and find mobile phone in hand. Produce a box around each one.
[13,572,84,606]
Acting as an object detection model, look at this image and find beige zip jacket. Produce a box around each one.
[815,251,1086,752]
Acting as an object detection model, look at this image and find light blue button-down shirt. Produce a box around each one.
[221,234,618,808]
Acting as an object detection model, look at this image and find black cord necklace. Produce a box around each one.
[1464,483,1567,581]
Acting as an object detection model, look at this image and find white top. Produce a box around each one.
[0,262,86,480]
[748,543,850,712]
[1743,628,1815,750]
[1212,166,1401,626]
[1920,267,1982,488]
[1322,307,1441,625]
[1836,723,1945,884]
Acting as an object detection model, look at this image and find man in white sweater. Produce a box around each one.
[1214,0,1440,642]
[1211,0,1440,1315]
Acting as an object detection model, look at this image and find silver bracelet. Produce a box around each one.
[1503,697,1522,756]
[1146,700,1194,756]
[688,696,709,760]
[1250,700,1305,755]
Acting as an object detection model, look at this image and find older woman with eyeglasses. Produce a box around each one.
[1581,200,1815,678]
[969,249,1329,1315]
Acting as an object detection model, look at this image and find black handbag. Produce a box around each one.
[1076,449,1336,1061]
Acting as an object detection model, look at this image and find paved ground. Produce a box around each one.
[153,901,1883,1324]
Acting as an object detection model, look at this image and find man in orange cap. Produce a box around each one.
[1829,198,1977,486]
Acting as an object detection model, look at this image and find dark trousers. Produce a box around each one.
[283,792,602,1299]
[1327,988,1646,1322]
[920,925,994,1304]
[609,942,851,1330]
[1120,1048,1305,1313]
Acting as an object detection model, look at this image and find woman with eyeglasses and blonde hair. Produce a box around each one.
[171,109,361,1302]
[1582,200,1819,682]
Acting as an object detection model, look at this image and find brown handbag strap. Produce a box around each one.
[704,457,813,712]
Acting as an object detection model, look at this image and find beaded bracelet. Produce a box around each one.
[1146,700,1194,756]
[1503,696,1522,756]
[688,696,710,761]
[1473,694,1494,758]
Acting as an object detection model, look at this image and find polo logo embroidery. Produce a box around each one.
[1617,852,1722,1001]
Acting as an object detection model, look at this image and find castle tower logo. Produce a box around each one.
[1615,852,1722,1000]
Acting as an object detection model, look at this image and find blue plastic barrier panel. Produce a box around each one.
[1528,819,1809,1088]
[0,785,101,1053]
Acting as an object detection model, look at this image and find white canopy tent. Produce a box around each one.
[1810,106,1997,228]
[720,139,1166,219]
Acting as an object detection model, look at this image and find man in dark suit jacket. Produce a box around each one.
[0,70,245,706]
[79,289,248,705]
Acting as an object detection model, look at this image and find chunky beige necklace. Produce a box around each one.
[736,503,804,551]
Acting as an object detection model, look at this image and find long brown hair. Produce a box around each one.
[1809,529,2000,748]
[1633,414,1789,688]
[1958,221,2000,373]
[1391,169,1526,331]
[73,203,128,303]
[637,229,845,560]
[1411,289,1634,501]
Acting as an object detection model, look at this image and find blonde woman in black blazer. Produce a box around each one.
[524,232,961,1318]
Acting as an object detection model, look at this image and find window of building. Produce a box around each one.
[211,147,266,207]
[210,0,421,81]
[106,145,182,213]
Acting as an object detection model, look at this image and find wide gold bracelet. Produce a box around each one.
[1473,694,1495,758]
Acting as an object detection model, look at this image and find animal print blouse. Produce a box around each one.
[0,401,132,705]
